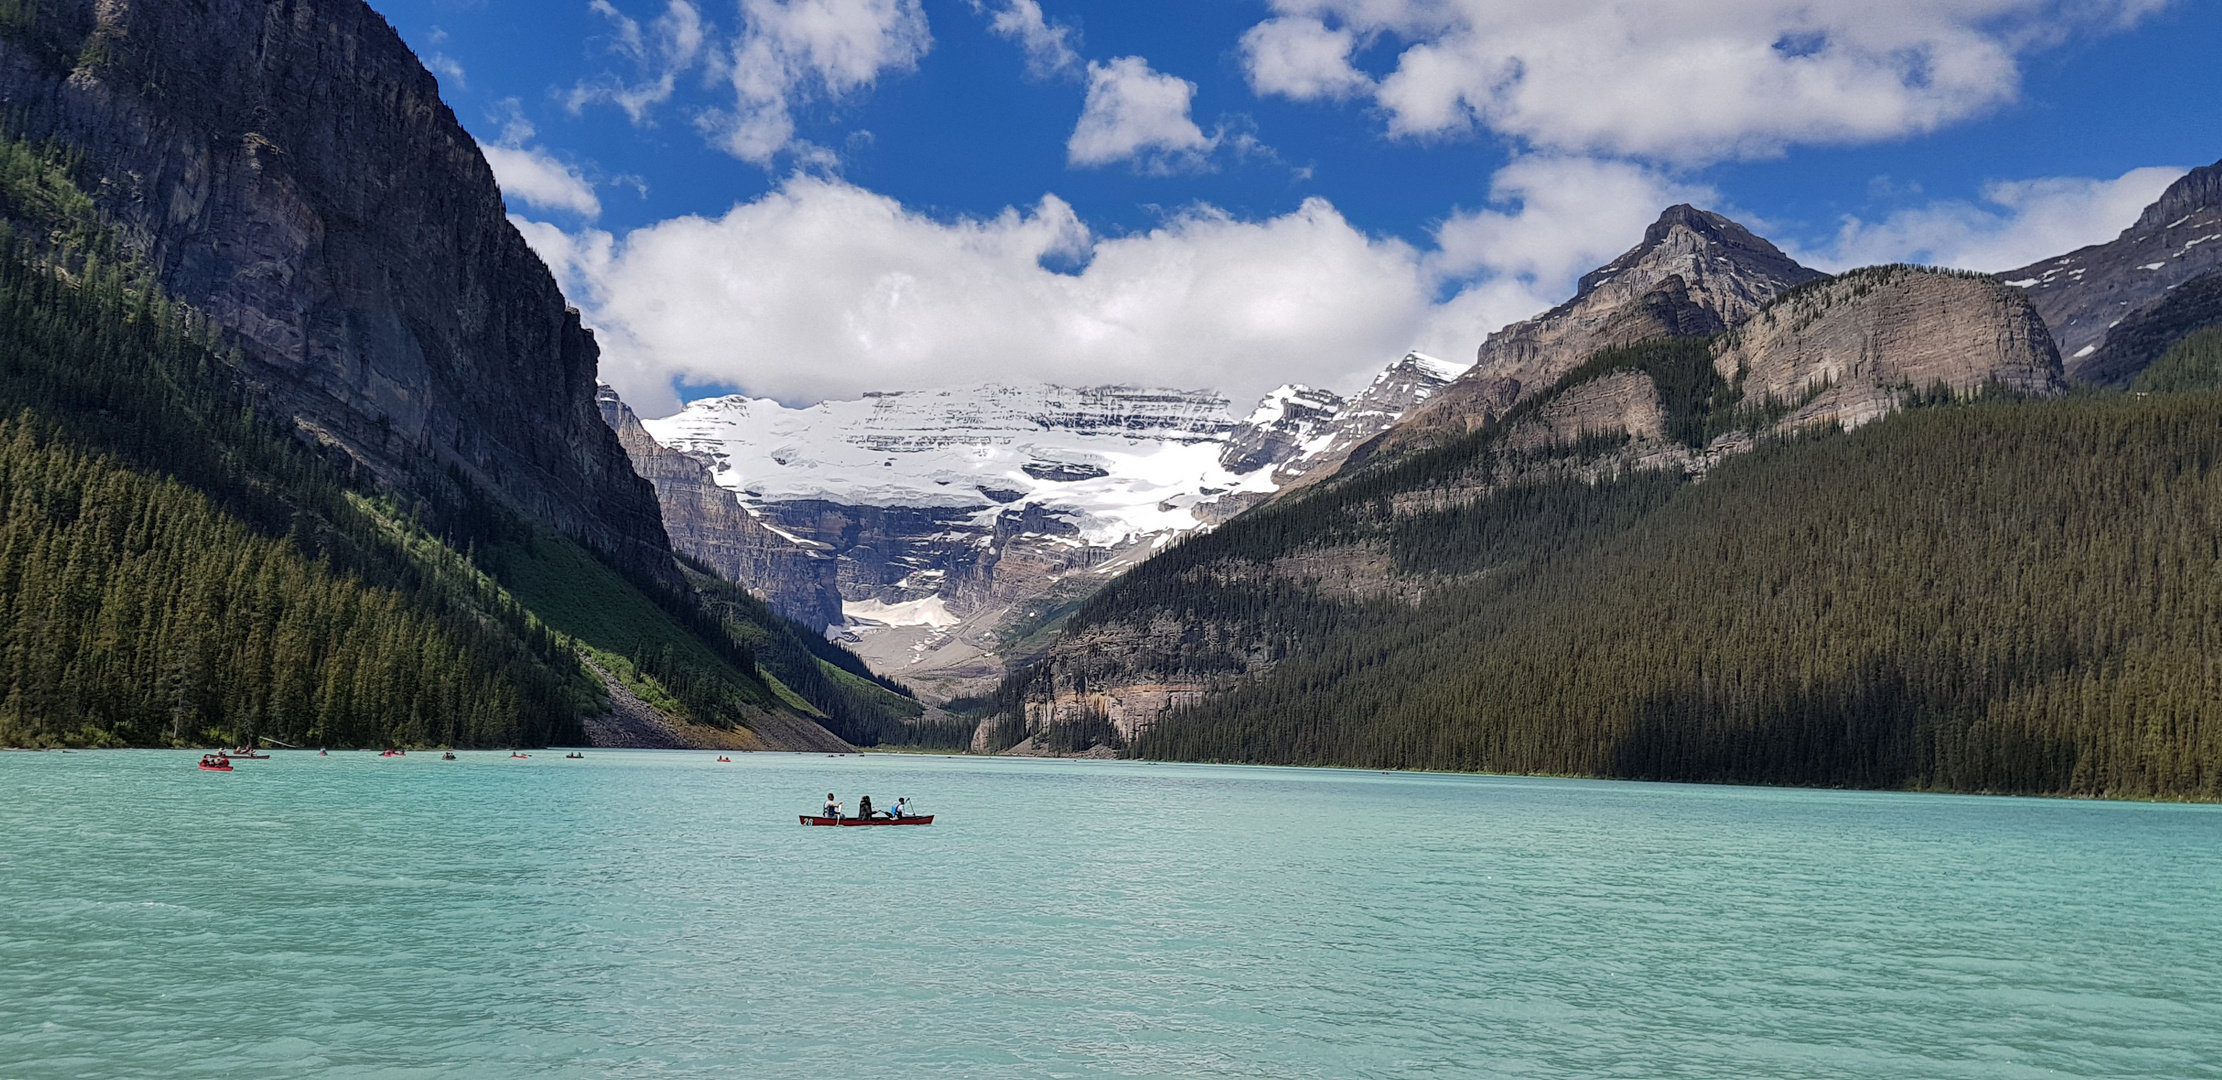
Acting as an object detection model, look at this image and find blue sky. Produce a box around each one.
[374,0,2222,413]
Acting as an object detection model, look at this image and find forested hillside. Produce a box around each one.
[0,135,928,749]
[1126,392,2222,798]
[997,309,2222,798]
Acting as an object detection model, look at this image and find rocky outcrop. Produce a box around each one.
[1264,352,1471,487]
[1219,384,1344,475]
[0,0,672,579]
[1500,370,1669,455]
[1717,266,2064,432]
[598,386,844,630]
[1357,206,1822,463]
[2000,159,2222,381]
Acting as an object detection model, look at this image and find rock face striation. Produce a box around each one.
[620,356,1467,699]
[1999,159,2222,383]
[0,0,671,578]
[1358,205,1823,464]
[1718,267,2065,433]
[596,387,844,630]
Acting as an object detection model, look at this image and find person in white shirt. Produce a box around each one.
[892,797,909,818]
[823,793,841,820]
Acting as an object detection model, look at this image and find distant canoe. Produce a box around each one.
[798,815,933,827]
[198,761,233,772]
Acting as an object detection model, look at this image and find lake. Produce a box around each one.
[2,750,2217,1078]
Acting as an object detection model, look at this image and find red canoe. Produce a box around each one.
[198,761,233,772]
[799,815,933,827]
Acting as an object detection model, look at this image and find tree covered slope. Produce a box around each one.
[0,135,928,749]
[1129,392,2222,799]
[996,263,2221,798]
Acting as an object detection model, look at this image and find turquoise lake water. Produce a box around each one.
[2,750,2218,1079]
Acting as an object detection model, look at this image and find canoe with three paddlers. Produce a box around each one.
[798,815,933,827]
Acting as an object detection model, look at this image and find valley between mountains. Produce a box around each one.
[2,0,2221,798]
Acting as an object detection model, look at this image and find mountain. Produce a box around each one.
[0,0,911,751]
[597,386,845,631]
[1355,205,1824,465]
[1232,352,1472,489]
[615,355,1467,700]
[1999,159,2222,384]
[983,207,2118,788]
[0,0,670,579]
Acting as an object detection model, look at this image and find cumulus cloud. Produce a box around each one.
[1068,57,1220,171]
[1240,16,1369,100]
[1244,0,2168,164]
[706,0,933,164]
[1808,166,2185,272]
[515,160,1693,414]
[973,0,1080,78]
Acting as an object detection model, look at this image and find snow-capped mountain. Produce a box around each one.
[615,353,1469,698]
[643,383,1269,546]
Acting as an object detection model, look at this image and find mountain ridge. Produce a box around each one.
[1350,204,1825,466]
[1998,157,2222,381]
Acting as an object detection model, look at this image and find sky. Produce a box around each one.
[374,0,2222,416]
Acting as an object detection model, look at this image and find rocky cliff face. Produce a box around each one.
[1718,267,2065,433]
[597,386,844,629]
[1357,205,1823,463]
[0,0,671,577]
[1999,159,2222,383]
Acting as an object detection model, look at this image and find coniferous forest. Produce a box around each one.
[0,134,930,749]
[1099,388,2222,798]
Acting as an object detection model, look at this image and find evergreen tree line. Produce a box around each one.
[0,414,580,746]
[1131,391,2222,799]
[0,129,946,750]
[0,223,596,746]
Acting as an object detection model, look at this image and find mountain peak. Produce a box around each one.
[1575,205,1812,301]
[2132,158,2222,234]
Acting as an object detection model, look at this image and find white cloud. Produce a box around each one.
[1414,157,1711,355]
[1246,0,2168,164]
[478,108,603,219]
[1240,17,1369,100]
[570,0,929,166]
[517,160,1692,414]
[568,0,710,124]
[1808,165,2185,272]
[426,53,468,89]
[706,0,933,164]
[1068,57,1219,171]
[483,145,605,218]
[974,0,1080,78]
